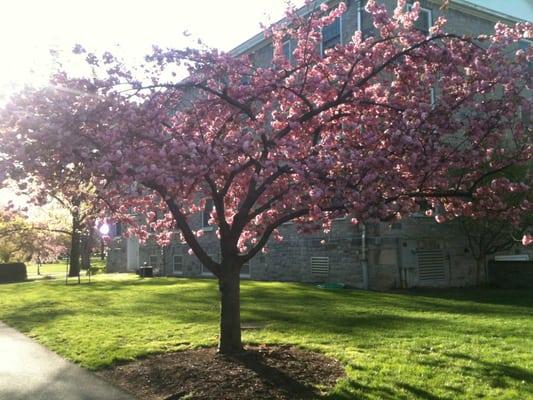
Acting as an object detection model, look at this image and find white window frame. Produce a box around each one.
[173,255,183,275]
[406,3,432,33]
[283,39,292,62]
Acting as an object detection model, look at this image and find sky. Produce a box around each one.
[0,0,303,207]
[466,0,533,22]
[0,0,530,97]
[0,0,304,98]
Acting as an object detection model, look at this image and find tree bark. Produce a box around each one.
[475,256,487,287]
[80,230,93,270]
[68,213,81,277]
[218,267,243,354]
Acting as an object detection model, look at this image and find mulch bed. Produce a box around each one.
[98,345,345,400]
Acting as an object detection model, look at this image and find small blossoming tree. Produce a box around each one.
[0,82,104,276]
[0,206,67,264]
[1,1,531,353]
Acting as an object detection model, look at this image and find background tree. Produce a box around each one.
[1,1,531,353]
[0,98,104,277]
[0,206,66,264]
[457,164,533,285]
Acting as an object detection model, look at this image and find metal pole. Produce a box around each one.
[361,224,368,290]
[65,255,70,285]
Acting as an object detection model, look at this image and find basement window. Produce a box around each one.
[240,262,251,278]
[173,255,183,274]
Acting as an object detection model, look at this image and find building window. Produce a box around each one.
[173,255,183,274]
[240,262,251,277]
[407,3,432,34]
[201,253,216,276]
[519,40,532,78]
[322,17,341,55]
[283,40,292,61]
[148,254,159,268]
[202,198,214,229]
[518,40,531,127]
[114,222,122,237]
[430,87,436,107]
[201,264,213,275]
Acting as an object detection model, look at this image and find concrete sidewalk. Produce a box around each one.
[0,322,134,400]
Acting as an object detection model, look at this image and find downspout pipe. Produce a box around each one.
[357,0,363,34]
[361,223,369,290]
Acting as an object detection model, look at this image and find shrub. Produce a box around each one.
[0,263,27,283]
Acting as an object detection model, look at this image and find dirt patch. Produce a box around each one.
[98,345,345,400]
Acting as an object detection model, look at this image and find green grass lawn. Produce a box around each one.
[0,275,531,399]
[26,257,106,277]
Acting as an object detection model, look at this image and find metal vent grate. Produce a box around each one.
[311,257,330,277]
[417,249,446,281]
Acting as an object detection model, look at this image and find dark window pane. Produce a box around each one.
[283,40,291,60]
[407,4,432,34]
[322,18,341,54]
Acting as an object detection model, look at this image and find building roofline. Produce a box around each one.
[228,0,525,57]
[228,0,331,56]
[429,0,526,24]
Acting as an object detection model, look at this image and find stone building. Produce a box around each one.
[107,0,531,289]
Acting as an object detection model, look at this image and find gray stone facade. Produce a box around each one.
[109,211,498,289]
[107,0,530,289]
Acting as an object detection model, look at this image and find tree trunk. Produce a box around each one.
[218,268,243,354]
[68,214,81,277]
[80,230,92,270]
[475,256,487,287]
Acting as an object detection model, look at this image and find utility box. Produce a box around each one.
[138,266,154,278]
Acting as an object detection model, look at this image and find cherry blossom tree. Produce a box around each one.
[0,84,105,277]
[1,1,531,353]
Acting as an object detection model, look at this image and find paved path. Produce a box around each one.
[0,322,134,400]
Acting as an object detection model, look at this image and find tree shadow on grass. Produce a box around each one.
[0,301,75,331]
[326,381,397,400]
[396,383,449,400]
[398,288,533,311]
[444,352,533,387]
